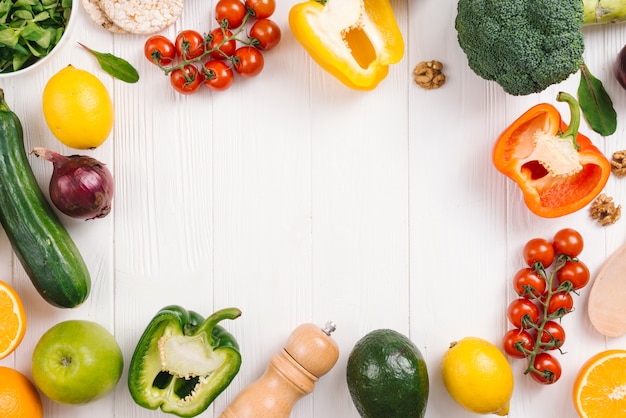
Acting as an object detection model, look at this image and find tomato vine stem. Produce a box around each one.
[520,254,578,383]
[151,11,258,76]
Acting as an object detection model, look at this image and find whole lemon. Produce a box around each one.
[441,337,514,416]
[42,65,114,149]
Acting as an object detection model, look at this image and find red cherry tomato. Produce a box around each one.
[144,35,176,65]
[170,64,203,95]
[233,46,264,77]
[208,28,236,60]
[512,267,547,299]
[507,298,541,329]
[175,30,205,60]
[215,0,247,29]
[556,260,590,291]
[539,321,565,350]
[552,228,584,257]
[203,60,234,91]
[546,292,574,318]
[249,19,281,51]
[502,328,534,358]
[530,352,562,384]
[245,0,275,18]
[523,238,555,268]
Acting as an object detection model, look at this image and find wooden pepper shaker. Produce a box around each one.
[219,321,339,418]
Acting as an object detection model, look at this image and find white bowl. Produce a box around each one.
[0,0,77,78]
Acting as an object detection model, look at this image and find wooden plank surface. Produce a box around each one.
[1,0,626,417]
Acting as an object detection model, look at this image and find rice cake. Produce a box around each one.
[81,0,128,33]
[100,0,184,34]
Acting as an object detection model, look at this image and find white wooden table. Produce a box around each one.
[1,1,626,417]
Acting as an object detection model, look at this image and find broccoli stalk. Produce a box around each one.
[456,0,626,96]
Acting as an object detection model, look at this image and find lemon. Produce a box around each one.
[441,337,514,416]
[42,65,114,149]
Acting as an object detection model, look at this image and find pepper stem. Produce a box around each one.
[193,307,242,338]
[556,91,581,150]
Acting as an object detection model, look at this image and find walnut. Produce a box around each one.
[611,150,626,177]
[413,60,445,90]
[590,193,621,226]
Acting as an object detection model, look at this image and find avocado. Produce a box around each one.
[346,329,429,418]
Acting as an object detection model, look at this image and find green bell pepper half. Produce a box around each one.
[128,305,242,417]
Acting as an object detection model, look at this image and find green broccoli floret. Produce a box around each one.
[455,0,586,96]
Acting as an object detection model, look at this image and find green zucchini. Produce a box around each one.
[0,89,91,308]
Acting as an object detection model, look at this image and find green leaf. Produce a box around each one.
[32,10,50,22]
[78,42,140,83]
[13,9,33,20]
[578,63,617,136]
[0,27,21,47]
[0,0,12,23]
[22,21,51,48]
[11,49,28,69]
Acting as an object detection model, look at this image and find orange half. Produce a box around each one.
[573,349,626,418]
[0,280,27,359]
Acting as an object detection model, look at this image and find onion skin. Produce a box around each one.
[31,147,114,220]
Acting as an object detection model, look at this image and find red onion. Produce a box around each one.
[31,147,114,220]
[615,44,626,90]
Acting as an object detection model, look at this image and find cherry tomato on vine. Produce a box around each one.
[502,328,534,358]
[144,35,176,65]
[208,28,236,60]
[215,0,247,29]
[170,64,203,94]
[249,19,281,51]
[203,60,234,91]
[245,0,275,19]
[546,292,574,318]
[507,298,541,329]
[523,237,555,268]
[539,320,565,350]
[530,352,562,384]
[513,267,547,299]
[556,260,590,291]
[175,30,205,60]
[552,228,584,257]
[233,46,264,77]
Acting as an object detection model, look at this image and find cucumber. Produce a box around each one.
[0,89,91,308]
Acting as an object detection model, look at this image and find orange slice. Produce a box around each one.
[0,280,27,359]
[573,349,626,418]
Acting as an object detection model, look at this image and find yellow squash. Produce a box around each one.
[289,0,404,90]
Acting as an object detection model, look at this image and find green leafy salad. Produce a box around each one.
[0,0,71,73]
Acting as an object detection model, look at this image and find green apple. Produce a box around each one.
[31,319,123,404]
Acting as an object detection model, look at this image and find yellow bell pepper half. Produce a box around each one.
[289,0,405,91]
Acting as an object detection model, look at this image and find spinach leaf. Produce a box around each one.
[578,63,617,137]
[78,42,140,84]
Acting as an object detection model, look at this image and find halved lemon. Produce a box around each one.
[0,280,27,359]
[573,349,626,418]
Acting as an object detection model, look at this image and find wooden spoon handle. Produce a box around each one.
[588,245,626,337]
